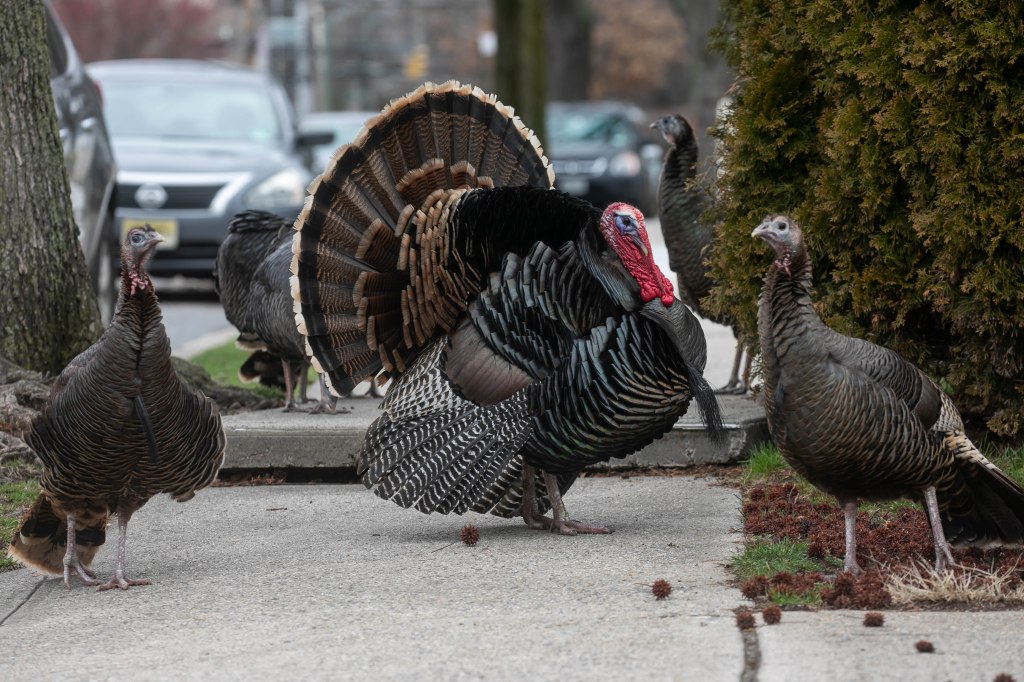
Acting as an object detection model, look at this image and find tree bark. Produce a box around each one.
[546,0,591,102]
[495,0,547,146]
[665,0,735,152]
[0,0,100,373]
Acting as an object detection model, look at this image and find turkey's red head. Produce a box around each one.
[122,226,164,295]
[599,203,675,306]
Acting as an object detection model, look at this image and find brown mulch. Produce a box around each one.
[742,481,1024,610]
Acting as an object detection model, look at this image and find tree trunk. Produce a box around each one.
[546,0,591,102]
[666,0,735,154]
[0,0,100,373]
[495,0,547,146]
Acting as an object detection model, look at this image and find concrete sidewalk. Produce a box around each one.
[2,476,1021,681]
[218,394,769,472]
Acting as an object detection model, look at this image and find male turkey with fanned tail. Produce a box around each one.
[291,81,723,534]
[9,227,225,589]
[753,215,1024,573]
[651,114,751,394]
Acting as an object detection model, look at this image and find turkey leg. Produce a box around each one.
[923,486,957,572]
[841,500,863,575]
[62,513,99,588]
[519,463,554,530]
[97,509,151,591]
[282,359,298,411]
[308,374,338,414]
[715,343,748,395]
[297,360,310,403]
[542,471,610,536]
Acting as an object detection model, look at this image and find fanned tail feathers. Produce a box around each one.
[291,81,553,397]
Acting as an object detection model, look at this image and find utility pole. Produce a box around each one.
[294,0,313,117]
[494,0,546,145]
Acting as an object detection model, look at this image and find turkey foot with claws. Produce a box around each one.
[517,466,609,534]
[544,471,610,536]
[97,511,151,591]
[62,514,99,588]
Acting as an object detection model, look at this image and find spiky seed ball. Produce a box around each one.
[459,524,480,546]
[761,605,781,625]
[736,609,756,630]
[741,575,770,599]
[651,579,672,600]
[915,640,935,653]
[863,612,884,627]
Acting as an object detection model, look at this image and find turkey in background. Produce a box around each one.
[9,226,225,590]
[651,113,752,395]
[215,209,355,413]
[753,215,1024,573]
[291,81,724,535]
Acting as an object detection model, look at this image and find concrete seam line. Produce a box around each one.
[0,578,45,627]
[737,608,762,682]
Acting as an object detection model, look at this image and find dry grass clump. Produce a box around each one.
[885,560,1024,606]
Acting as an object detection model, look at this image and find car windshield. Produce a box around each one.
[100,78,283,146]
[547,109,634,148]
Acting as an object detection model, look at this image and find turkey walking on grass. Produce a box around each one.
[753,215,1024,573]
[291,81,723,534]
[9,226,225,589]
[651,114,752,394]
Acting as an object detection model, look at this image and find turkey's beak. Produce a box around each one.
[629,232,649,257]
[638,298,707,368]
[751,221,770,240]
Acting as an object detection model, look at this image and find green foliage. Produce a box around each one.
[710,0,1024,436]
[986,444,1024,485]
[732,537,825,579]
[767,587,823,607]
[0,479,40,572]
[740,442,788,483]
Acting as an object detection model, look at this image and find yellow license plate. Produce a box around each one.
[121,218,179,249]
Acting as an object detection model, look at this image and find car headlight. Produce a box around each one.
[608,150,642,177]
[243,168,308,209]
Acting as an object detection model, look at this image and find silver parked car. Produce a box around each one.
[300,110,376,174]
[46,1,118,322]
[87,59,330,280]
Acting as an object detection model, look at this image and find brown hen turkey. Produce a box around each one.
[753,215,1024,573]
[9,226,225,589]
[291,81,723,534]
[651,114,751,394]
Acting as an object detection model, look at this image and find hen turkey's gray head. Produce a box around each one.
[599,202,674,306]
[122,225,164,275]
[650,114,693,147]
[752,215,802,276]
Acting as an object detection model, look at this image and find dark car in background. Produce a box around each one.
[87,59,330,280]
[46,1,118,322]
[300,110,377,174]
[546,101,662,215]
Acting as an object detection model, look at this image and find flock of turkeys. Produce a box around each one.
[8,81,1023,590]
